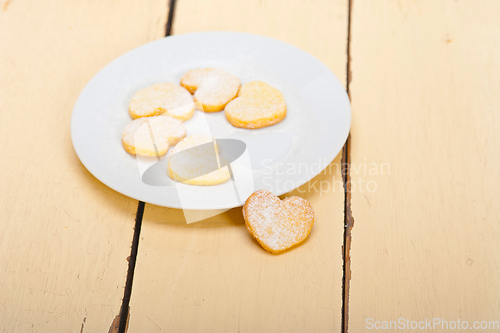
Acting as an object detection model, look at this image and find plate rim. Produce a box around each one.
[71,31,351,210]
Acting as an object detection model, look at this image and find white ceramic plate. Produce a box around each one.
[71,31,350,210]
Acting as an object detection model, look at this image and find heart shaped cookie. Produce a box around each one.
[243,190,314,253]
[167,135,230,186]
[129,82,195,121]
[180,68,240,112]
[225,81,286,129]
[122,115,186,156]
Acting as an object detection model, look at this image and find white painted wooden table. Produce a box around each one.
[1,0,499,332]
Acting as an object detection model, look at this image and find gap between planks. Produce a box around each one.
[116,1,178,332]
[341,0,354,332]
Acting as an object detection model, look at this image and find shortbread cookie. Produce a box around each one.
[168,135,230,186]
[225,81,286,129]
[180,68,240,112]
[180,68,216,94]
[243,190,314,253]
[129,83,195,121]
[122,115,185,156]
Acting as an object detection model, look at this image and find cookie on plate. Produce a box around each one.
[180,68,240,112]
[122,115,185,156]
[225,81,286,129]
[243,189,314,253]
[129,82,195,121]
[168,134,230,186]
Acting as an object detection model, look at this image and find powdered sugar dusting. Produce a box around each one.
[243,190,314,253]
[181,68,240,112]
[122,115,185,156]
[225,81,286,128]
[180,68,217,94]
[129,82,195,120]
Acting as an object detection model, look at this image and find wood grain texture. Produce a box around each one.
[172,0,347,87]
[0,1,167,332]
[348,0,500,331]
[128,0,348,332]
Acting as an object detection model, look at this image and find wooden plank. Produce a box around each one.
[128,0,348,332]
[348,1,500,332]
[0,1,167,332]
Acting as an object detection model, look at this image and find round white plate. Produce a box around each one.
[71,31,350,210]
